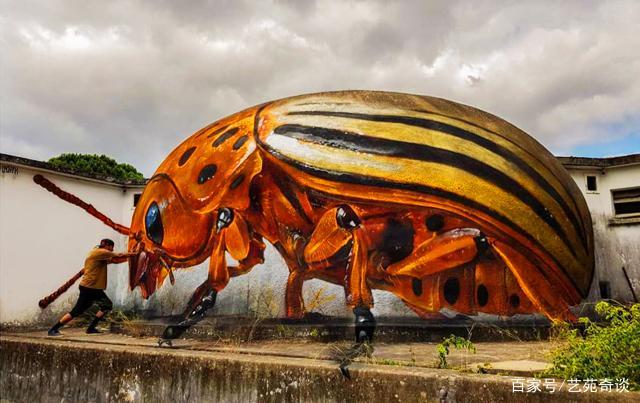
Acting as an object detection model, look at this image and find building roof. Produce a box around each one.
[556,154,640,169]
[0,153,147,186]
[3,152,639,186]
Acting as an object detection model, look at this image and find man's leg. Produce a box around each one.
[87,291,113,334]
[48,313,73,336]
[48,287,92,336]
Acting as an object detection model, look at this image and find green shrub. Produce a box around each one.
[437,334,476,369]
[542,302,639,391]
[48,153,144,181]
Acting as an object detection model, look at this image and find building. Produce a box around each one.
[0,154,145,325]
[1,152,638,324]
[557,155,640,304]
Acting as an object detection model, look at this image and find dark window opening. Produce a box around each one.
[599,281,611,299]
[133,193,142,207]
[612,187,640,217]
[586,175,597,191]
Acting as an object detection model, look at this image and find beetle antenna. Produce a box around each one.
[33,174,130,235]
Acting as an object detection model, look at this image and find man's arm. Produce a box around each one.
[110,252,137,264]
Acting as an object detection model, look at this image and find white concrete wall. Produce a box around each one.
[0,163,136,324]
[566,164,640,302]
[0,160,413,325]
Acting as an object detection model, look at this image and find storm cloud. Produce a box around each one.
[1,0,639,175]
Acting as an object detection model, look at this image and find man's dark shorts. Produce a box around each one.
[69,285,113,317]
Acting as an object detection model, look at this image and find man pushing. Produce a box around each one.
[48,238,135,336]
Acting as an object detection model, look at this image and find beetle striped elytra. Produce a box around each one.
[119,90,593,343]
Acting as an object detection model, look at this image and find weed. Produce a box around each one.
[436,334,476,369]
[328,342,374,366]
[409,346,417,366]
[248,286,280,319]
[541,302,639,391]
[275,324,295,338]
[109,309,140,323]
[108,309,143,336]
[476,362,493,374]
[304,286,336,315]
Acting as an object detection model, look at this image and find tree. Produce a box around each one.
[47,153,144,181]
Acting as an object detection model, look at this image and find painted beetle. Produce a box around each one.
[126,90,594,344]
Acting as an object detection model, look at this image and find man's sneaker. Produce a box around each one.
[47,329,62,337]
[86,327,103,334]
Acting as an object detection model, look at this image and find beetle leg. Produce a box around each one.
[159,280,218,345]
[224,213,251,261]
[286,266,306,319]
[302,205,376,341]
[386,228,488,277]
[280,234,307,319]
[228,235,266,277]
[490,240,577,323]
[159,209,237,345]
[302,207,352,265]
[349,229,376,343]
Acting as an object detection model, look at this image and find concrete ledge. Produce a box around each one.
[2,335,637,402]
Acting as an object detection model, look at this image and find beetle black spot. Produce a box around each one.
[213,128,239,147]
[477,284,489,307]
[443,277,460,305]
[207,125,229,138]
[197,164,217,184]
[426,214,445,231]
[178,146,196,166]
[411,278,423,297]
[232,135,249,150]
[230,174,245,189]
[380,219,414,264]
[509,294,520,308]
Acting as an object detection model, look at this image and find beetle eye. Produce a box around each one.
[145,202,164,245]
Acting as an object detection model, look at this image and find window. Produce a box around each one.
[611,187,640,217]
[599,281,611,299]
[586,175,597,191]
[133,193,142,207]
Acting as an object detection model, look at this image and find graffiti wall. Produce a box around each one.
[4,92,605,334]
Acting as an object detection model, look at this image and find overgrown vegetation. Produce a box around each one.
[48,153,144,181]
[542,302,639,391]
[303,286,336,315]
[247,286,280,319]
[437,334,476,369]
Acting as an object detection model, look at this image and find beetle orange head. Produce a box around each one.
[128,174,216,298]
[127,108,263,298]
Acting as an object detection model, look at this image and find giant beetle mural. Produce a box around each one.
[38,91,594,345]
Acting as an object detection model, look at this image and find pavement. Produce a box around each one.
[2,327,553,376]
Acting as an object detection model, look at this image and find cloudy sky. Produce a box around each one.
[1,0,639,176]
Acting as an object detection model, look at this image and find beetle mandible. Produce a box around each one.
[126,90,594,345]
